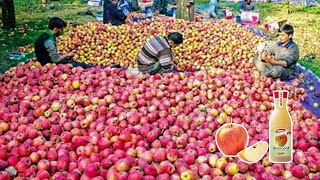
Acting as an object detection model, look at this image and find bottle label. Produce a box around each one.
[270,128,291,157]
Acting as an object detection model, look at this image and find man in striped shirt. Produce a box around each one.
[137,32,183,75]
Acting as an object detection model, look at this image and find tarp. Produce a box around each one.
[291,64,320,118]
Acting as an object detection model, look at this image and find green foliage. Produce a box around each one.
[294,5,320,14]
[195,0,209,5]
[299,57,320,77]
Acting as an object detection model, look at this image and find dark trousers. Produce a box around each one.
[60,59,94,69]
[253,57,289,81]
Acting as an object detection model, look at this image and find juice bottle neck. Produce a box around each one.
[274,97,288,110]
[273,91,289,110]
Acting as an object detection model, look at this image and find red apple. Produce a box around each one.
[216,123,249,156]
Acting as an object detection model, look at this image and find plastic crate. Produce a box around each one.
[264,19,287,31]
[223,9,233,19]
[88,0,102,6]
[240,11,259,25]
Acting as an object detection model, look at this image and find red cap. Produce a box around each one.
[283,91,288,98]
[273,91,279,98]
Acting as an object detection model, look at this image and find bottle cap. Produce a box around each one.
[273,91,279,98]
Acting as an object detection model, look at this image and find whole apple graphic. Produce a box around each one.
[275,134,287,147]
[216,123,249,156]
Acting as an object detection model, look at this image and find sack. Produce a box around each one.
[127,67,140,74]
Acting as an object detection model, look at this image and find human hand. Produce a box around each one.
[173,59,178,64]
[264,55,272,63]
[261,50,268,60]
[66,52,75,58]
[172,63,177,69]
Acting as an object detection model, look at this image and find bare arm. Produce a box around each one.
[265,44,299,68]
[264,53,287,67]
[268,58,287,67]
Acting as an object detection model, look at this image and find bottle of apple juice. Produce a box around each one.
[269,90,293,163]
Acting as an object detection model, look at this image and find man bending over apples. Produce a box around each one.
[35,17,94,69]
[136,32,184,75]
[254,24,299,81]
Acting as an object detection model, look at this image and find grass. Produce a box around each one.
[1,0,320,77]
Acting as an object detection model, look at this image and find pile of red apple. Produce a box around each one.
[57,17,264,71]
[0,61,319,180]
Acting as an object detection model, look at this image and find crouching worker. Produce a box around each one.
[254,24,299,81]
[35,17,94,69]
[136,32,183,75]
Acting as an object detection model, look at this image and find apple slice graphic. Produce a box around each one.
[237,141,268,163]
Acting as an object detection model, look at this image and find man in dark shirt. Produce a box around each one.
[103,0,127,26]
[254,24,299,81]
[35,17,93,68]
[238,0,258,12]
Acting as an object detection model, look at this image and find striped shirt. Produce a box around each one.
[137,36,174,75]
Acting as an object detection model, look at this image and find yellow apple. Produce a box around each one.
[51,101,62,112]
[60,74,68,80]
[32,95,41,102]
[0,122,9,134]
[72,80,80,89]
[180,170,193,180]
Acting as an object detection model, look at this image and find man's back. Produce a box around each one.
[34,31,55,65]
[137,36,173,74]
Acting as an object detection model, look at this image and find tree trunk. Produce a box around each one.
[2,0,16,29]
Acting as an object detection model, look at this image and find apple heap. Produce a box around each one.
[0,58,319,180]
[57,17,264,71]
